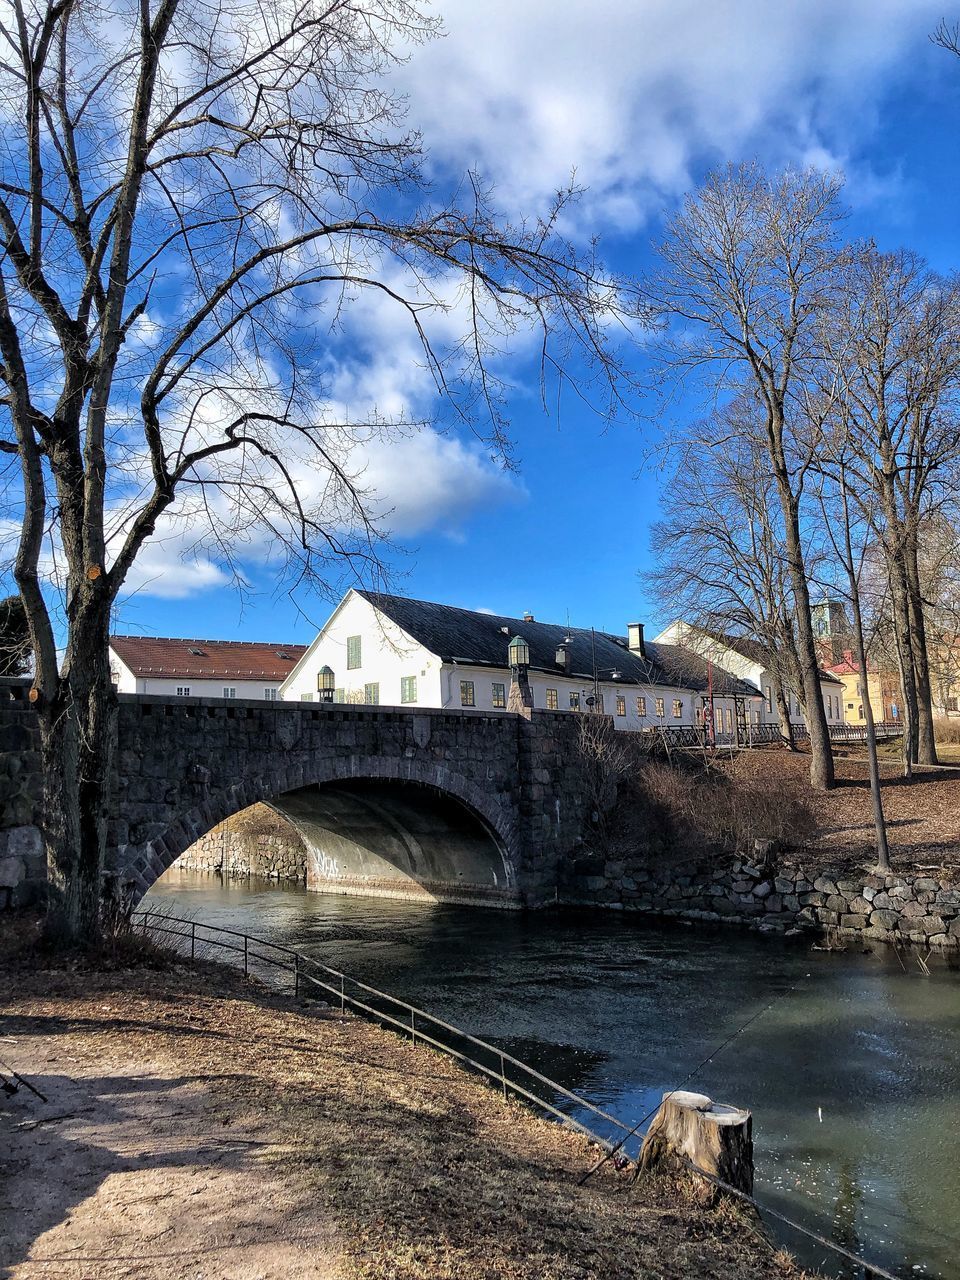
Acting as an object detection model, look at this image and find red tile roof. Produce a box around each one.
[110,635,307,680]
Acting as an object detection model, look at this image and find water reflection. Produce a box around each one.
[147,868,960,1279]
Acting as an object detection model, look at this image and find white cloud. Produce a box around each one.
[394,0,944,228]
[358,429,525,538]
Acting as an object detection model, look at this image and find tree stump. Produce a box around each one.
[638,1090,753,1202]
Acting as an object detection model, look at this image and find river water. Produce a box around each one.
[147,868,960,1279]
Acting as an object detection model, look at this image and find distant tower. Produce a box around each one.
[811,600,852,663]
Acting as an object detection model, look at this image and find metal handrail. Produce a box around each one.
[133,910,910,1277]
[131,910,633,1152]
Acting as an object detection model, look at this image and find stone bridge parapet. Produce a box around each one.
[0,684,591,907]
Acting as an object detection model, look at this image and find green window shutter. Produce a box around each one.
[346,635,362,669]
[364,682,379,704]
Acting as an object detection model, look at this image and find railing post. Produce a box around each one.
[294,952,300,998]
[500,1051,507,1100]
[243,934,248,977]
[410,1008,416,1044]
[340,973,345,1013]
[191,921,196,961]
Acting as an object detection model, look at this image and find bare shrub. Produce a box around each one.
[623,752,817,860]
[934,718,960,745]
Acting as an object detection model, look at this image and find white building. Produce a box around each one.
[280,590,763,731]
[109,635,307,700]
[653,621,845,728]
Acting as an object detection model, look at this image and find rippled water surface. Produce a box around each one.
[147,869,960,1279]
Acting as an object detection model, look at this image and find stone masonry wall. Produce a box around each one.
[177,805,308,881]
[561,848,960,947]
[0,681,43,904]
[0,687,594,907]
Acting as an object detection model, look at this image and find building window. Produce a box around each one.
[300,692,313,702]
[615,694,626,716]
[460,680,476,707]
[764,685,772,713]
[546,687,559,710]
[569,691,580,710]
[364,682,379,705]
[725,707,733,732]
[401,676,417,704]
[672,698,683,719]
[346,635,362,670]
[637,696,647,717]
[655,697,664,718]
[176,686,191,696]
[334,688,345,703]
[492,682,506,709]
[265,687,279,701]
[223,686,236,699]
[947,696,959,713]
[859,706,865,720]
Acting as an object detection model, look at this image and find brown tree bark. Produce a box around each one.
[774,681,797,750]
[773,441,835,789]
[904,528,939,765]
[639,1090,753,1202]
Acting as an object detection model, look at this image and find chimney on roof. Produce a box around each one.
[523,611,535,623]
[555,643,571,675]
[627,622,645,656]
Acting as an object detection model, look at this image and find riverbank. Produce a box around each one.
[0,941,803,1280]
[557,751,960,948]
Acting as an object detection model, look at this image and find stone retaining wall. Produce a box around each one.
[0,684,44,903]
[177,823,307,882]
[561,851,960,947]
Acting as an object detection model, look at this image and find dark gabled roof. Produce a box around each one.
[357,593,761,698]
[110,635,307,680]
[644,642,763,698]
[698,627,844,687]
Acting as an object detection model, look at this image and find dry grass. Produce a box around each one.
[934,717,960,746]
[614,753,817,863]
[738,751,960,878]
[0,957,805,1280]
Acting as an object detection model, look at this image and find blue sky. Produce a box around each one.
[111,0,960,645]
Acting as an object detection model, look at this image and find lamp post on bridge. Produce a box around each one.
[507,635,534,716]
[318,666,335,704]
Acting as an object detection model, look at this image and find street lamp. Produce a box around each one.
[508,634,530,670]
[317,665,335,703]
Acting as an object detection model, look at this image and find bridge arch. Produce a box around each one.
[122,753,521,906]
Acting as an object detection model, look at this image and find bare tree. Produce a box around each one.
[649,396,802,748]
[816,247,960,767]
[0,0,642,937]
[647,164,841,789]
[809,439,891,868]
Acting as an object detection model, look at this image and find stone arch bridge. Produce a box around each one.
[0,686,593,908]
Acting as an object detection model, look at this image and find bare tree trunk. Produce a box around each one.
[904,531,938,765]
[774,681,797,750]
[836,482,890,869]
[775,462,835,789]
[887,557,918,778]
[37,597,116,939]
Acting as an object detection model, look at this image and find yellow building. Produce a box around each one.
[825,654,901,726]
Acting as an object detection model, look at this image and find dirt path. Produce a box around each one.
[1,957,802,1280]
